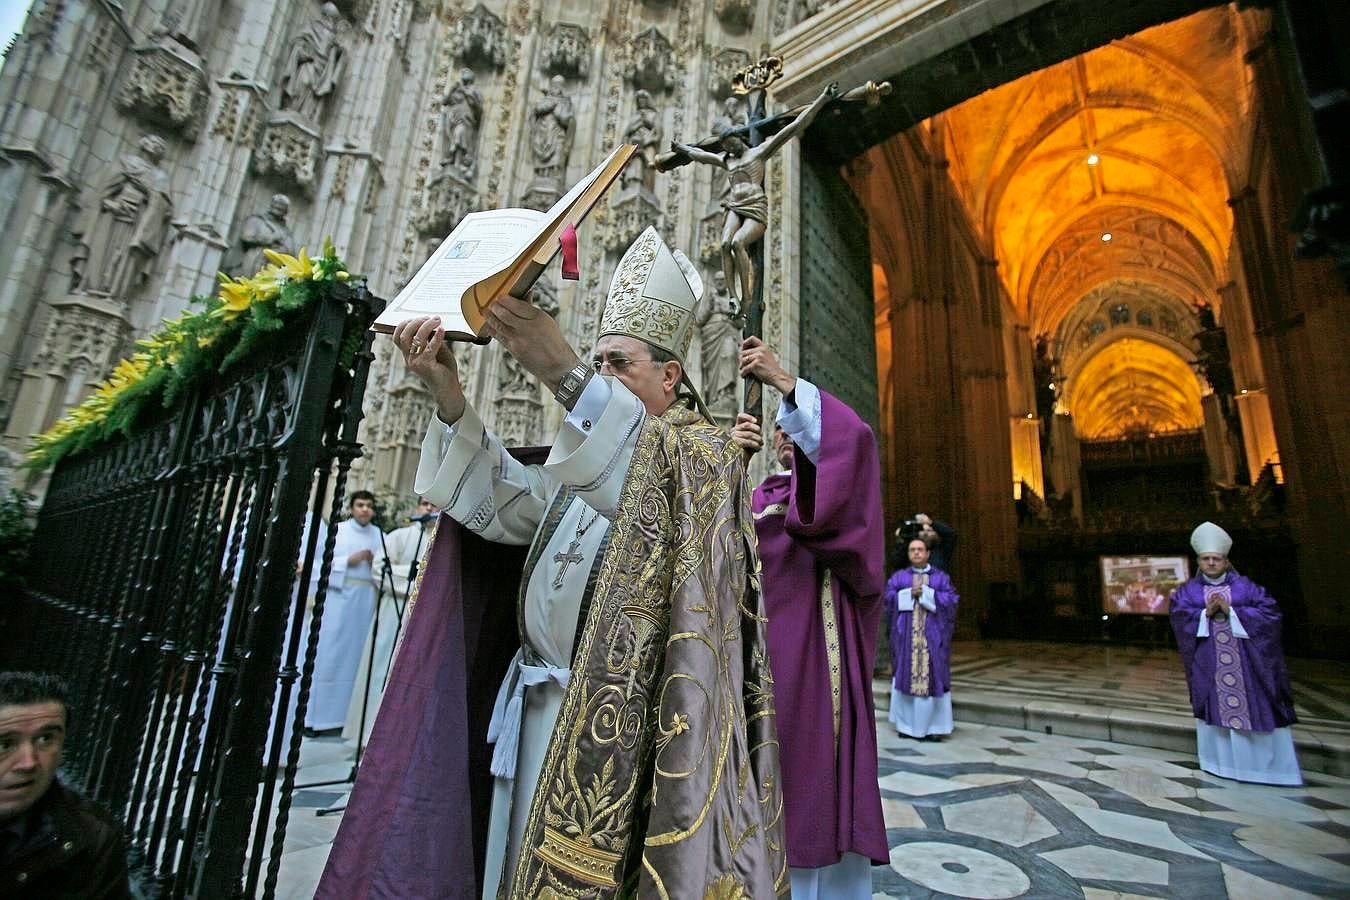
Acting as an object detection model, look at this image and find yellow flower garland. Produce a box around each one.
[27,241,351,467]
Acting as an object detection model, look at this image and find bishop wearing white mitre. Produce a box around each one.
[395,226,712,898]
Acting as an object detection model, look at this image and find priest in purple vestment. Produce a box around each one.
[732,337,888,900]
[884,537,959,739]
[1169,521,1301,785]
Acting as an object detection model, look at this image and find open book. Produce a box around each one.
[372,144,636,339]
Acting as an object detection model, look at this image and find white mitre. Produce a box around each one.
[598,226,711,418]
[1190,521,1233,557]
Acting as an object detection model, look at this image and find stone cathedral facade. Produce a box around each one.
[0,0,825,497]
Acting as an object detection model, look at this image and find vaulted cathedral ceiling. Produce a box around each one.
[1068,338,1204,440]
[936,7,1254,438]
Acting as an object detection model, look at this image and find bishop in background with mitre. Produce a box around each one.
[318,227,788,899]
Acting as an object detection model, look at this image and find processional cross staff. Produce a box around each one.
[658,57,891,424]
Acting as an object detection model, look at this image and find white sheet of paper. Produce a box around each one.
[372,145,631,335]
[374,208,544,334]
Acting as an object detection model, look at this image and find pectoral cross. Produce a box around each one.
[552,538,585,589]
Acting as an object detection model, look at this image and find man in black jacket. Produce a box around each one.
[0,672,130,898]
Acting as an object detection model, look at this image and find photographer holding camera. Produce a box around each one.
[894,513,956,574]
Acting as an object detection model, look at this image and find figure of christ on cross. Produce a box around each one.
[669,82,838,314]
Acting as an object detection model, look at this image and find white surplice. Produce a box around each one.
[414,375,645,900]
[343,521,433,742]
[305,518,383,730]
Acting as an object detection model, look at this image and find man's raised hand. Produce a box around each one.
[393,316,465,424]
[731,412,763,455]
[739,336,796,396]
[480,292,579,394]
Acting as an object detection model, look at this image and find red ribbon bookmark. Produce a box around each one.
[560,223,579,280]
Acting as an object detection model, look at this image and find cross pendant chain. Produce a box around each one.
[551,506,601,589]
[552,537,585,589]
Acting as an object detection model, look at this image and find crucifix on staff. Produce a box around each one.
[658,57,891,422]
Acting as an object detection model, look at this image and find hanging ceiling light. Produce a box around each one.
[1101,232,1113,242]
[1086,153,1100,165]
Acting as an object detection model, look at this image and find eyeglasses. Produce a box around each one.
[591,354,657,374]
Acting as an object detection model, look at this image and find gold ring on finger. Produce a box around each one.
[410,341,425,356]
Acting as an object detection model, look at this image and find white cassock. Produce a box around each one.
[414,375,643,900]
[342,520,433,742]
[305,517,383,730]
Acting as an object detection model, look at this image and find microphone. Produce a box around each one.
[409,512,438,523]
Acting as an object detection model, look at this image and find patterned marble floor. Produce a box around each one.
[265,641,1350,898]
[944,641,1350,736]
[870,718,1350,899]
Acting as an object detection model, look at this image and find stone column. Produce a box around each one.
[1201,391,1238,486]
[0,7,134,437]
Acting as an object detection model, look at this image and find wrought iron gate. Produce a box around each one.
[14,282,380,898]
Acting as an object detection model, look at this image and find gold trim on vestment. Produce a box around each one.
[819,569,842,745]
[536,827,621,888]
[507,404,788,897]
[909,572,931,697]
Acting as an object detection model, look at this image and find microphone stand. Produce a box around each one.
[381,516,431,681]
[303,531,396,810]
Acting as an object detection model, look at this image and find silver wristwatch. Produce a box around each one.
[554,361,591,407]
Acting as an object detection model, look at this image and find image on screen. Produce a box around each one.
[1100,556,1190,615]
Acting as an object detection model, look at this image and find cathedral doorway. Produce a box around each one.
[780,2,1348,655]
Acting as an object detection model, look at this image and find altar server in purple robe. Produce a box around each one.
[1170,521,1301,785]
[885,537,959,739]
[732,336,888,900]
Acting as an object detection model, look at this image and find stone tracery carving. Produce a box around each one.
[253,117,322,194]
[70,135,174,301]
[540,23,589,80]
[623,27,676,94]
[30,301,124,377]
[449,3,508,71]
[278,2,347,125]
[714,0,754,30]
[415,170,477,237]
[708,48,752,100]
[115,43,211,138]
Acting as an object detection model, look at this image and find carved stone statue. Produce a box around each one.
[696,269,744,418]
[529,76,575,184]
[711,93,747,137]
[672,83,837,309]
[621,89,662,196]
[278,2,346,124]
[707,95,746,213]
[222,194,296,276]
[441,68,484,177]
[70,134,174,300]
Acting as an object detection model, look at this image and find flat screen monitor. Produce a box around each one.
[1100,555,1190,615]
